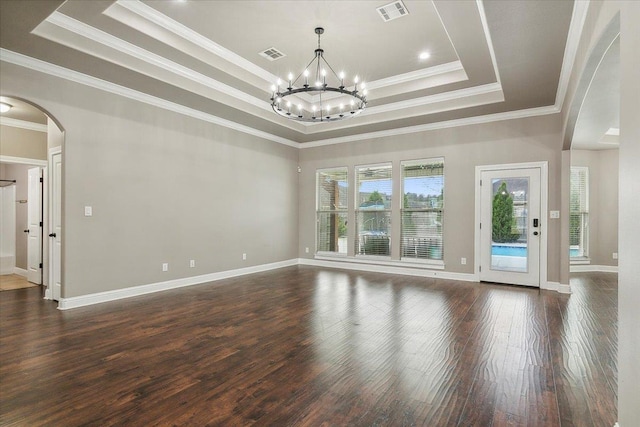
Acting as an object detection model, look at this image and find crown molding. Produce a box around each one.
[362,82,502,116]
[41,12,270,113]
[555,0,590,110]
[0,49,298,148]
[476,0,502,85]
[111,0,278,85]
[0,155,48,166]
[300,105,559,148]
[0,117,48,132]
[1,48,562,150]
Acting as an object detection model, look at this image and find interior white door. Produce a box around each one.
[27,167,42,284]
[0,185,16,275]
[50,153,62,301]
[480,167,541,287]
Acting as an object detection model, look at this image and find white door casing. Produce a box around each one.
[27,167,42,284]
[475,162,548,288]
[50,152,62,301]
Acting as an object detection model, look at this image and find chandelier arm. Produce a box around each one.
[320,56,341,81]
[293,56,319,86]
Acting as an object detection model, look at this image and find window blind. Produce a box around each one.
[401,158,444,261]
[570,167,589,258]
[355,164,392,256]
[316,168,348,254]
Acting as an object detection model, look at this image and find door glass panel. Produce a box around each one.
[491,178,529,272]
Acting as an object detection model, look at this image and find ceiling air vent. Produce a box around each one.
[259,47,286,61]
[376,0,409,22]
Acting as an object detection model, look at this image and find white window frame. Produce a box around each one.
[355,162,393,259]
[570,166,590,262]
[315,166,349,257]
[400,158,445,266]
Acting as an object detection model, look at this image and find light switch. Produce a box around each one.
[84,206,93,217]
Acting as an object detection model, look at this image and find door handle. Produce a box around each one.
[23,229,29,233]
[49,233,57,238]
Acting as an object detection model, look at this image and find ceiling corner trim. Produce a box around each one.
[37,11,272,114]
[300,105,559,149]
[475,0,502,85]
[109,0,277,84]
[0,117,48,132]
[0,155,49,166]
[0,49,298,148]
[554,0,590,111]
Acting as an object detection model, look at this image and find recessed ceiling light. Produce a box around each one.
[419,51,431,60]
[0,102,12,113]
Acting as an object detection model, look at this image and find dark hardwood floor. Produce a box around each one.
[0,267,617,426]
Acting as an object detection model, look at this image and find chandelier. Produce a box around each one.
[270,27,367,122]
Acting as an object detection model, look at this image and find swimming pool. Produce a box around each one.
[492,245,580,257]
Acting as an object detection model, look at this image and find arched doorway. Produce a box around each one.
[0,95,64,301]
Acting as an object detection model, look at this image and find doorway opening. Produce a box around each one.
[0,96,64,301]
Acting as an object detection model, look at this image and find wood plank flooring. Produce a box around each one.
[0,267,617,426]
[0,274,37,292]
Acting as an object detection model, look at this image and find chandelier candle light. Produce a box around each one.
[270,27,367,122]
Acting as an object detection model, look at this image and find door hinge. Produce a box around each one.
[479,265,482,272]
[480,222,482,229]
[39,177,43,183]
[39,221,43,227]
[39,263,43,269]
[480,179,482,186]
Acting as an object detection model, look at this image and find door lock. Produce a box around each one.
[533,218,539,228]
[533,231,539,236]
[49,233,56,238]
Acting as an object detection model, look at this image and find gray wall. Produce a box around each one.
[619,1,640,424]
[563,1,640,424]
[299,114,564,283]
[0,125,47,160]
[571,149,619,266]
[0,163,32,270]
[0,63,299,299]
[47,117,63,149]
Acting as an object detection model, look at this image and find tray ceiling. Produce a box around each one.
[0,0,576,145]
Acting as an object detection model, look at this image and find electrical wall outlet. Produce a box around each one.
[461,257,467,265]
[189,259,195,268]
[613,252,618,260]
[84,206,93,217]
[549,210,560,219]
[162,263,169,272]
[242,253,247,260]
[305,247,309,253]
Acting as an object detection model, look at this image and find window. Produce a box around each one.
[316,167,348,254]
[355,164,392,256]
[570,167,589,259]
[401,158,444,261]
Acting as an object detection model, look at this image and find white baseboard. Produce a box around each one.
[541,281,572,294]
[299,257,478,282]
[57,258,298,310]
[570,264,618,273]
[43,287,52,300]
[13,267,28,277]
[57,257,574,310]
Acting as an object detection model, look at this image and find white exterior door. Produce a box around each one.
[50,153,62,301]
[479,167,541,287]
[27,167,42,284]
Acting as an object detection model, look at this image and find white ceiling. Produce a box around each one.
[0,0,578,145]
